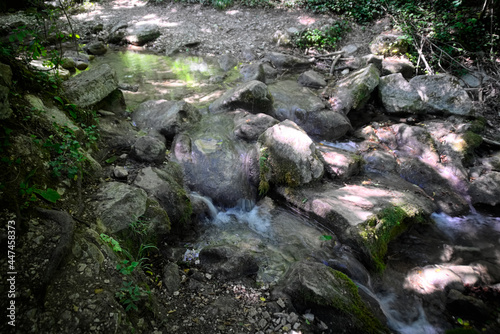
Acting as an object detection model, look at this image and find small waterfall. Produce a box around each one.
[190,192,218,219]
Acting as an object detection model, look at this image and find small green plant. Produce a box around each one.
[116,259,140,275]
[295,21,350,50]
[115,281,150,312]
[258,147,270,196]
[319,235,333,241]
[19,169,60,209]
[100,233,123,253]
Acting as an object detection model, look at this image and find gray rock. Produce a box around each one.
[62,64,118,108]
[199,245,259,281]
[262,63,278,81]
[469,171,500,208]
[409,74,473,116]
[240,63,266,83]
[25,94,81,134]
[209,80,273,114]
[130,136,166,163]
[382,58,415,79]
[460,73,482,88]
[265,52,310,70]
[325,64,380,115]
[132,165,192,225]
[163,263,181,294]
[378,73,425,114]
[446,289,490,321]
[318,146,362,179]
[173,113,259,207]
[132,100,201,140]
[87,41,107,55]
[241,47,257,61]
[126,22,160,46]
[113,166,128,179]
[0,85,12,120]
[274,261,387,333]
[258,120,324,187]
[218,54,238,72]
[363,150,398,174]
[0,62,13,86]
[272,30,292,46]
[94,182,148,233]
[75,61,88,71]
[297,70,327,88]
[341,44,359,55]
[369,33,408,56]
[233,111,279,142]
[94,89,127,116]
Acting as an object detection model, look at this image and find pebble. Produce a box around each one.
[277,298,286,309]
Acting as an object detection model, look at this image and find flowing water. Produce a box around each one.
[98,50,500,333]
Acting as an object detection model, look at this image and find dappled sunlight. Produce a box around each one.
[226,10,241,15]
[298,15,316,25]
[111,0,146,10]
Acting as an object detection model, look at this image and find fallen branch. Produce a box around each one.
[482,137,500,147]
[329,54,342,76]
[315,51,344,58]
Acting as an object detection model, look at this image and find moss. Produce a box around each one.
[469,117,486,133]
[359,205,425,272]
[462,130,483,164]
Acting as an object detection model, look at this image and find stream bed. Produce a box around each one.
[98,50,500,333]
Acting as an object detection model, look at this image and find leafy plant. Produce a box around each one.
[116,260,140,275]
[295,21,350,50]
[100,233,123,253]
[115,281,150,312]
[19,169,60,209]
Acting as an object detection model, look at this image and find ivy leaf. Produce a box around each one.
[33,188,61,203]
[319,235,333,241]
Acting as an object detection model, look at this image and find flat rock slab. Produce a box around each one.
[62,64,118,108]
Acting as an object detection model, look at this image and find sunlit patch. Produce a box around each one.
[298,16,316,25]
[226,10,240,15]
[111,0,146,9]
[164,22,181,27]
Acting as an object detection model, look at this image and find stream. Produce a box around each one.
[96,50,500,333]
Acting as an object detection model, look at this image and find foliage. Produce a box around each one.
[258,147,270,196]
[115,280,150,312]
[42,126,85,179]
[301,0,384,24]
[295,21,350,50]
[100,233,123,252]
[19,169,60,209]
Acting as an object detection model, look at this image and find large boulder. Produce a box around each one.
[378,73,425,114]
[132,100,201,140]
[369,33,408,56]
[469,171,500,209]
[409,74,473,116]
[209,80,273,114]
[275,174,436,271]
[125,22,161,46]
[258,120,324,190]
[86,41,107,55]
[318,145,362,179]
[172,113,260,207]
[274,261,388,334]
[325,64,380,115]
[298,70,327,88]
[62,64,118,108]
[132,165,192,225]
[268,80,352,140]
[381,58,415,79]
[233,111,279,142]
[130,136,166,163]
[94,182,148,233]
[25,94,81,135]
[239,63,266,83]
[264,52,310,70]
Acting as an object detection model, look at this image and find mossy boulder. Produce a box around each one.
[325,64,380,115]
[257,120,324,192]
[275,261,389,333]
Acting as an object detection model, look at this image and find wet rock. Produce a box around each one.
[126,22,160,46]
[199,245,259,281]
[173,113,259,207]
[62,64,118,108]
[274,261,388,333]
[86,41,107,55]
[318,145,362,179]
[209,80,273,114]
[218,54,238,72]
[369,33,408,56]
[233,111,278,142]
[268,80,352,141]
[130,136,166,163]
[94,182,148,233]
[378,73,425,114]
[275,174,436,270]
[382,58,415,79]
[325,64,380,115]
[258,120,324,188]
[264,52,310,70]
[240,63,266,83]
[132,100,201,140]
[446,289,490,321]
[469,171,500,208]
[409,74,473,116]
[363,150,398,174]
[163,262,181,294]
[297,70,327,88]
[399,158,469,215]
